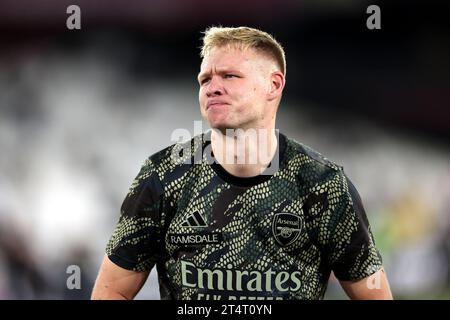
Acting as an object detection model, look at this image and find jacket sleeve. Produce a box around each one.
[106,158,165,272]
[321,170,383,281]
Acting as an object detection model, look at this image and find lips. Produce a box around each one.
[206,100,229,110]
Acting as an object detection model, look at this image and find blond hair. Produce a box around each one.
[200,26,286,75]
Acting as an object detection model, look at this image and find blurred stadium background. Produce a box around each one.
[0,0,449,299]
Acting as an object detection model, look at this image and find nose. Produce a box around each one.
[206,76,224,97]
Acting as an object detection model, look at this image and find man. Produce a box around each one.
[92,26,393,300]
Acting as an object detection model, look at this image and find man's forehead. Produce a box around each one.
[201,48,251,66]
[199,47,261,74]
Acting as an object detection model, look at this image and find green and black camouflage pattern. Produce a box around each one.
[106,132,382,300]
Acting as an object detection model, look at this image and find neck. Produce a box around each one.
[210,127,278,178]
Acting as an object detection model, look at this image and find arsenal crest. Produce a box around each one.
[272,212,303,246]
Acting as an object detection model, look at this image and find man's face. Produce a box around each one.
[198,46,276,131]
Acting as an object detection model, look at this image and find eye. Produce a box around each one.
[200,78,210,86]
[224,74,237,79]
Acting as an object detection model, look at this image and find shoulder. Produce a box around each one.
[283,137,364,210]
[283,135,343,177]
[141,133,205,183]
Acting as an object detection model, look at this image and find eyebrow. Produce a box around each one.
[197,68,242,82]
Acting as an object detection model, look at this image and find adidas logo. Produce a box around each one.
[181,211,207,228]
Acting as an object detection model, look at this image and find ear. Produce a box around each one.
[267,71,285,101]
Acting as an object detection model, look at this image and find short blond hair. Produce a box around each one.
[200,26,286,75]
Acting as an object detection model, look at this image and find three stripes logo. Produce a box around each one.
[181,211,207,228]
[169,210,221,245]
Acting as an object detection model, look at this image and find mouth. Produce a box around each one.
[206,101,229,110]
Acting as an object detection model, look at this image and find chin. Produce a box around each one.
[206,114,248,132]
[209,122,231,132]
[208,117,232,130]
